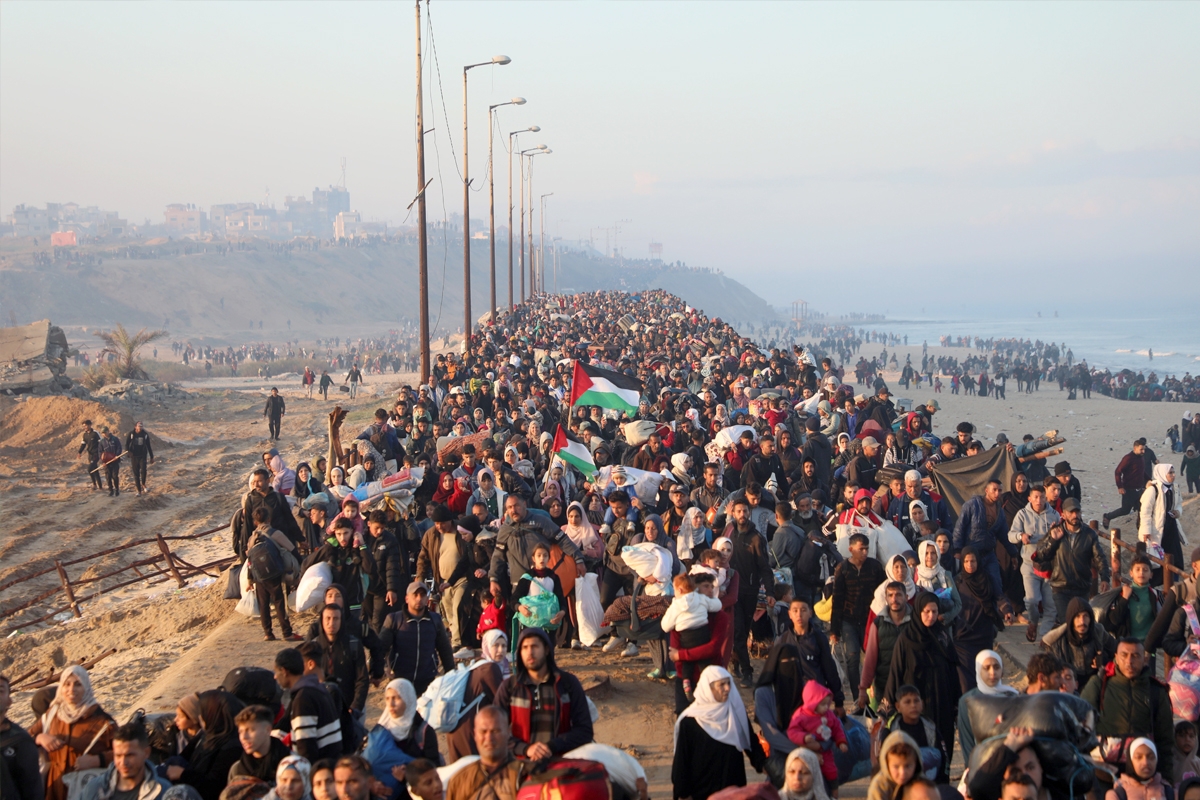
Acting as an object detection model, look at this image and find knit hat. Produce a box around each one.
[805,416,820,432]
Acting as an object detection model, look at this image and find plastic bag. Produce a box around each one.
[296,562,333,612]
[834,714,872,784]
[576,573,608,646]
[235,589,259,617]
[224,565,242,600]
[1169,647,1200,721]
[517,584,561,629]
[239,560,252,596]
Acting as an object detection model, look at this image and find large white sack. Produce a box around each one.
[621,543,673,588]
[575,572,608,646]
[794,392,822,416]
[565,744,646,796]
[295,562,333,612]
[835,518,909,566]
[239,560,252,597]
[595,465,664,506]
[437,756,480,786]
[714,425,756,451]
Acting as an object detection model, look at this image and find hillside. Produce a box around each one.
[0,236,777,339]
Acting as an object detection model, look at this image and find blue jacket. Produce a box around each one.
[951,495,1007,555]
[379,608,454,694]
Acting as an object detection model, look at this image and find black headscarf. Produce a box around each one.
[1065,596,1094,647]
[899,591,953,659]
[756,642,804,728]
[1001,472,1030,525]
[957,545,995,603]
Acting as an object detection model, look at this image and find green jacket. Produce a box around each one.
[1080,664,1173,779]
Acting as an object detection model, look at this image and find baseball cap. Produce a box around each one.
[862,436,880,448]
[1062,498,1081,512]
[926,400,940,411]
[406,581,429,596]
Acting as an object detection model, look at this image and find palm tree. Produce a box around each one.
[94,324,168,381]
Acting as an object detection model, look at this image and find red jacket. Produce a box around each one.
[672,610,731,668]
[1114,452,1146,493]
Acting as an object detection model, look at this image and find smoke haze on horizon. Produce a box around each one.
[2,1,1197,315]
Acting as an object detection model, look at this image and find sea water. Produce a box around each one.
[870,313,1200,376]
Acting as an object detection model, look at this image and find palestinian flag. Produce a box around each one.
[569,361,643,414]
[552,425,597,476]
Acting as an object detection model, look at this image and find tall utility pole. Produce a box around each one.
[540,193,552,295]
[463,56,510,338]
[415,0,430,383]
[508,127,538,309]
[489,99,524,320]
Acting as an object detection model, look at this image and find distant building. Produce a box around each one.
[164,203,205,233]
[225,205,292,238]
[6,202,127,238]
[334,210,361,239]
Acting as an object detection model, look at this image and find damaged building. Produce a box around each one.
[0,320,76,393]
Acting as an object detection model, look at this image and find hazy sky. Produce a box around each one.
[3,1,1198,314]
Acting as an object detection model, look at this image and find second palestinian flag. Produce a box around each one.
[569,361,643,414]
[552,425,597,476]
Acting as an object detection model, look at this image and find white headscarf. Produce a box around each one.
[46,665,98,725]
[870,554,916,614]
[1128,736,1157,763]
[779,748,832,800]
[377,678,418,741]
[908,500,927,524]
[673,666,751,752]
[276,755,312,794]
[1153,463,1175,486]
[974,650,1018,697]
[915,540,948,589]
[677,507,708,562]
[480,629,512,679]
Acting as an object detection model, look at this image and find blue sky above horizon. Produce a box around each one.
[2,1,1197,314]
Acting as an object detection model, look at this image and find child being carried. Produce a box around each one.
[660,573,723,698]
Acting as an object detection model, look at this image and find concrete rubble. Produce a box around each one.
[93,379,190,405]
[0,319,76,394]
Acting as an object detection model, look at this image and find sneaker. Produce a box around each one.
[283,633,303,642]
[571,639,583,650]
[602,637,625,653]
[263,633,277,641]
[453,647,475,659]
[646,668,664,680]
[621,643,639,658]
[1100,514,1110,529]
[666,670,677,680]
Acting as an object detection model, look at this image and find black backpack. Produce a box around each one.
[248,533,285,583]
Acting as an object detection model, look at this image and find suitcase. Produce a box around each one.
[516,759,612,800]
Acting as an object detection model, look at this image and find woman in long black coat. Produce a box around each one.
[885,591,961,784]
[953,546,1007,693]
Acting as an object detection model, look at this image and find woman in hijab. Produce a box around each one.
[545,496,568,528]
[1045,596,1117,688]
[914,540,962,625]
[779,748,832,800]
[671,666,766,800]
[676,506,712,565]
[479,629,512,679]
[584,492,607,527]
[562,501,604,567]
[885,592,961,784]
[953,546,1008,693]
[326,467,352,504]
[432,472,456,506]
[266,757,311,800]
[901,500,928,547]
[31,666,116,800]
[171,690,245,800]
[444,638,506,762]
[363,679,440,800]
[1140,463,1186,579]
[870,555,916,616]
[956,649,1019,764]
[292,463,324,505]
[998,472,1030,618]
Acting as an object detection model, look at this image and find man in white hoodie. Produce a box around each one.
[1009,484,1061,642]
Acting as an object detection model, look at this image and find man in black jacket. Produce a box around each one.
[1033,498,1109,625]
[125,422,154,495]
[741,434,788,500]
[78,419,103,491]
[307,604,371,718]
[263,388,285,441]
[364,512,405,635]
[1053,461,1083,504]
[726,496,775,687]
[379,581,454,694]
[274,645,342,762]
[846,436,881,491]
[829,533,886,701]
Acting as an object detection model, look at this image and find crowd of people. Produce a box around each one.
[10,289,1198,800]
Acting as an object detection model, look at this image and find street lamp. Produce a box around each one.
[488,97,524,319]
[526,148,551,296]
[462,55,510,339]
[508,126,540,308]
[519,144,548,302]
[539,193,553,295]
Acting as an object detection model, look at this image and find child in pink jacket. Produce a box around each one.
[787,681,849,784]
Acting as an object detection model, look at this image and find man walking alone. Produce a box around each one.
[263,387,285,441]
[1103,438,1148,528]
